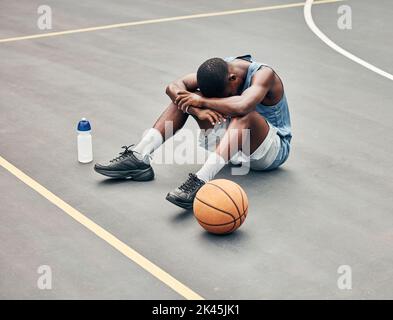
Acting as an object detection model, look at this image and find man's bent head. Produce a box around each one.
[197,58,228,98]
[197,57,243,98]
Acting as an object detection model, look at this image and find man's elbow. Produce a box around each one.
[165,83,172,96]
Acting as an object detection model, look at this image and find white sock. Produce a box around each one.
[133,128,163,162]
[196,152,226,182]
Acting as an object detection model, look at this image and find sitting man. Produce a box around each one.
[94,54,292,209]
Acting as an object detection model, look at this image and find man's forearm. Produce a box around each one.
[202,96,247,116]
[186,106,199,117]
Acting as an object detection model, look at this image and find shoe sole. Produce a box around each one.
[165,194,193,210]
[94,166,154,181]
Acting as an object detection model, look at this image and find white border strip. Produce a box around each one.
[304,0,393,81]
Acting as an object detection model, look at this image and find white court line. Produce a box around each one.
[304,0,393,81]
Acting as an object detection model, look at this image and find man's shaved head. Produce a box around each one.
[197,58,229,98]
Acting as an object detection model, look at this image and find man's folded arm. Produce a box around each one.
[166,73,198,102]
[202,68,274,116]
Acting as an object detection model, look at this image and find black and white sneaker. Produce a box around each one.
[166,173,205,209]
[94,145,154,181]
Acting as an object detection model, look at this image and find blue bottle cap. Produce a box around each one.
[77,118,91,131]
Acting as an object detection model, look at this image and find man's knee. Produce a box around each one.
[231,112,255,127]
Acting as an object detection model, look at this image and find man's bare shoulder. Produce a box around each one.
[251,66,275,86]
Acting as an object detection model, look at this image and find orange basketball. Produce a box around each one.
[193,179,248,234]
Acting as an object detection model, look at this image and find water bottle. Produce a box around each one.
[77,118,93,163]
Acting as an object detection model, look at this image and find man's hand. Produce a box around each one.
[175,90,205,111]
[192,108,226,126]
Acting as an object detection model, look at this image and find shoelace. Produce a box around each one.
[109,145,152,163]
[179,174,204,192]
[109,145,135,163]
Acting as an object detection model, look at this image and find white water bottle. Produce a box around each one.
[77,118,93,163]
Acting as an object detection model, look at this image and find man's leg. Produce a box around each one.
[94,102,188,180]
[196,111,269,182]
[134,101,224,161]
[133,102,189,161]
[166,111,269,208]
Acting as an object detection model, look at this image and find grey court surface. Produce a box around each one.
[0,0,392,299]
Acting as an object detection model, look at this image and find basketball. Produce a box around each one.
[193,179,248,234]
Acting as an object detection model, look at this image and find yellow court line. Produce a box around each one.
[0,0,343,44]
[0,155,203,300]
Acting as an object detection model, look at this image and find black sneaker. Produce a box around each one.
[94,145,154,181]
[166,173,205,209]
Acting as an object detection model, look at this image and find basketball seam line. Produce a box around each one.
[242,206,248,224]
[237,185,245,215]
[194,197,238,232]
[195,211,247,227]
[237,185,246,223]
[194,196,237,221]
[206,182,241,218]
